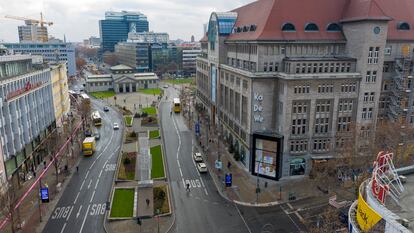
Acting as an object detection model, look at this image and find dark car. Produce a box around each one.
[94,132,100,140]
[103,106,109,112]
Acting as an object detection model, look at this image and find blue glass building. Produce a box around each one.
[99,11,149,53]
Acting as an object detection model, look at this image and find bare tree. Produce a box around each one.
[0,183,17,233]
[103,52,118,66]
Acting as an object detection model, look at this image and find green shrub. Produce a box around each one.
[130,131,137,137]
[134,112,140,118]
[141,112,148,117]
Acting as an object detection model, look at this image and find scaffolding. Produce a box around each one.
[388,46,414,125]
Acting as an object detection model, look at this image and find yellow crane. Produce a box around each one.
[4,12,53,27]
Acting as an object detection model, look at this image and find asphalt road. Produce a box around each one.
[42,98,123,233]
[160,86,250,233]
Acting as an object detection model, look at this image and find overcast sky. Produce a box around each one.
[0,0,255,43]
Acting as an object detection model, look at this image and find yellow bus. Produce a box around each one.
[91,111,102,126]
[173,98,181,113]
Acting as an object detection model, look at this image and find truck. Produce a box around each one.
[82,137,96,156]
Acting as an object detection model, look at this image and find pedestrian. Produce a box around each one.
[227,161,232,169]
[76,166,79,173]
[186,183,190,192]
[146,198,150,206]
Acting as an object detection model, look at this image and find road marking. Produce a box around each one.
[90,203,106,216]
[79,204,90,233]
[89,160,96,170]
[287,203,294,210]
[182,178,186,187]
[98,170,103,178]
[87,179,93,189]
[85,170,90,178]
[66,206,73,221]
[51,206,72,220]
[235,205,253,233]
[90,190,96,202]
[80,180,85,190]
[179,167,183,177]
[104,163,116,172]
[74,192,80,204]
[94,178,100,190]
[76,205,83,218]
[60,223,67,233]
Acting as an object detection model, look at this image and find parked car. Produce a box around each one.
[197,163,208,173]
[103,106,109,112]
[94,131,100,140]
[163,85,169,88]
[113,123,119,130]
[193,152,203,162]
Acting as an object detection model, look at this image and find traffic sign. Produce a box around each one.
[225,173,232,187]
[215,160,222,170]
[195,122,200,136]
[40,187,49,203]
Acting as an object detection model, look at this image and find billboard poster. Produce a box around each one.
[251,133,282,180]
[211,64,217,103]
[356,193,382,232]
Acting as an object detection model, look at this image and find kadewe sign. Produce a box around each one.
[356,193,382,232]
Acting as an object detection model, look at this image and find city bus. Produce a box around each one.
[80,93,90,104]
[173,98,181,113]
[91,111,102,126]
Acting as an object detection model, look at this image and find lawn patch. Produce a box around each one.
[124,115,133,127]
[117,152,136,180]
[139,88,163,95]
[89,91,115,99]
[110,188,134,218]
[164,78,193,85]
[153,185,170,215]
[149,130,160,139]
[150,145,165,179]
[142,107,157,115]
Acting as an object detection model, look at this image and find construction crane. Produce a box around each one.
[4,12,53,42]
[5,12,53,27]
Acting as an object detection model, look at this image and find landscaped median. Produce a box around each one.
[142,106,157,115]
[139,88,163,95]
[153,184,171,216]
[110,188,135,219]
[124,115,133,127]
[89,91,115,99]
[164,78,193,85]
[117,152,136,180]
[149,130,160,139]
[150,145,165,179]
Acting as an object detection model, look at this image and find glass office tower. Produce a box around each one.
[99,11,149,53]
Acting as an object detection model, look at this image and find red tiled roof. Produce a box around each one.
[225,0,414,41]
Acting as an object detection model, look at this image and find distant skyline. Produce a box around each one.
[0,0,254,43]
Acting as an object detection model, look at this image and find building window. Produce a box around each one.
[294,85,310,94]
[369,92,375,102]
[291,101,308,135]
[263,62,267,72]
[373,47,380,64]
[282,23,296,31]
[362,108,367,119]
[290,140,308,153]
[326,23,341,32]
[384,47,392,55]
[338,99,354,113]
[368,107,373,119]
[397,22,410,30]
[318,84,333,93]
[364,92,369,102]
[313,139,330,152]
[314,100,331,134]
[368,47,374,64]
[337,116,352,132]
[340,83,357,93]
[304,23,319,32]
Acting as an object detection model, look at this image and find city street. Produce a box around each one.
[161,86,305,233]
[42,98,123,233]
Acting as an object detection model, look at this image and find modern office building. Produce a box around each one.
[115,40,177,73]
[128,32,169,43]
[0,53,69,184]
[196,0,414,180]
[3,42,76,77]
[99,11,149,53]
[83,36,101,48]
[18,23,48,42]
[85,64,159,93]
[179,44,201,75]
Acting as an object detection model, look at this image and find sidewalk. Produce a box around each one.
[184,106,326,207]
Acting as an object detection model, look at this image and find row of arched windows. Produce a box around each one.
[281,21,411,32]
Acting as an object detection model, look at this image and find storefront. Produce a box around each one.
[251,133,283,180]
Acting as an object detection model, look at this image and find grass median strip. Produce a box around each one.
[89,91,115,99]
[149,130,160,139]
[124,115,133,126]
[164,78,193,84]
[142,107,157,115]
[139,88,162,95]
[110,188,134,218]
[150,145,165,179]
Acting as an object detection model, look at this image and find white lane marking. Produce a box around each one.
[60,223,67,233]
[90,190,96,203]
[172,109,184,180]
[80,180,85,190]
[76,205,83,218]
[85,170,90,178]
[179,167,183,177]
[66,206,74,221]
[87,179,93,189]
[79,204,91,233]
[235,205,253,233]
[182,178,186,187]
[98,170,103,178]
[94,178,100,190]
[74,192,80,204]
[89,160,96,170]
